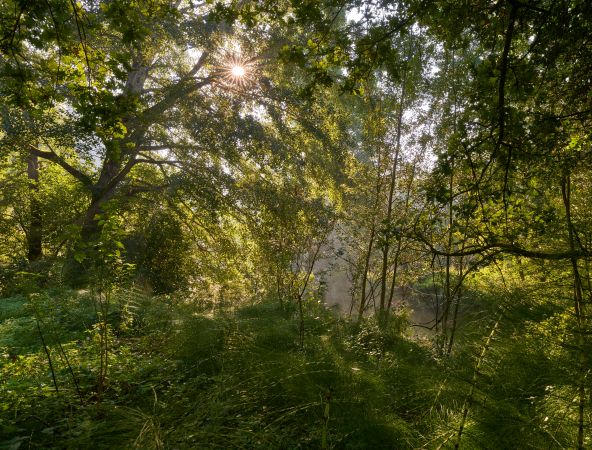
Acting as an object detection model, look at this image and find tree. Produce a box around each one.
[0,1,248,265]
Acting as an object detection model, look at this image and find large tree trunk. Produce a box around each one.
[80,155,130,242]
[64,160,123,286]
[80,195,108,243]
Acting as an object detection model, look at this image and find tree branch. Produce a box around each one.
[27,143,93,187]
[138,143,197,152]
[125,183,168,196]
[497,1,518,153]
[417,232,591,261]
[512,0,548,14]
[136,52,212,126]
[137,77,214,127]
[101,157,140,197]
[498,1,518,229]
[187,51,209,78]
[135,158,181,166]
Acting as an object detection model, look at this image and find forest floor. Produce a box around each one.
[0,283,571,449]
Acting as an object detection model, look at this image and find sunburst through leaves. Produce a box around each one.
[214,51,258,89]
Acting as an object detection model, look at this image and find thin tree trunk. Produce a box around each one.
[446,253,464,356]
[431,256,441,333]
[454,317,500,449]
[37,320,59,393]
[387,156,419,312]
[442,46,458,349]
[296,237,325,347]
[561,173,586,450]
[386,245,401,313]
[358,226,376,321]
[379,79,406,317]
[358,133,386,322]
[27,151,42,261]
[441,166,454,350]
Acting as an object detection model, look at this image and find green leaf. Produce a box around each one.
[73,252,86,263]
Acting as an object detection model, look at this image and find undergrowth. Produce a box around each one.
[0,282,583,449]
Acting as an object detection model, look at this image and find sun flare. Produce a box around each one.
[231,65,246,77]
[214,50,257,89]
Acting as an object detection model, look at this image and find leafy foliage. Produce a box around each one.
[1,0,592,448]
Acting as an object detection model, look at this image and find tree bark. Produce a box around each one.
[379,78,406,317]
[441,164,454,350]
[358,225,376,320]
[27,151,42,261]
[387,156,419,313]
[446,253,464,356]
[357,121,386,321]
[561,173,586,450]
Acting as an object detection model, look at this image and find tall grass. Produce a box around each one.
[0,277,588,449]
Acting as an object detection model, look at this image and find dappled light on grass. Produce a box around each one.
[0,276,586,449]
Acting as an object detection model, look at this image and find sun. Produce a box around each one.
[231,65,246,77]
[214,50,257,89]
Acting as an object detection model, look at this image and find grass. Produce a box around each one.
[0,283,585,449]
